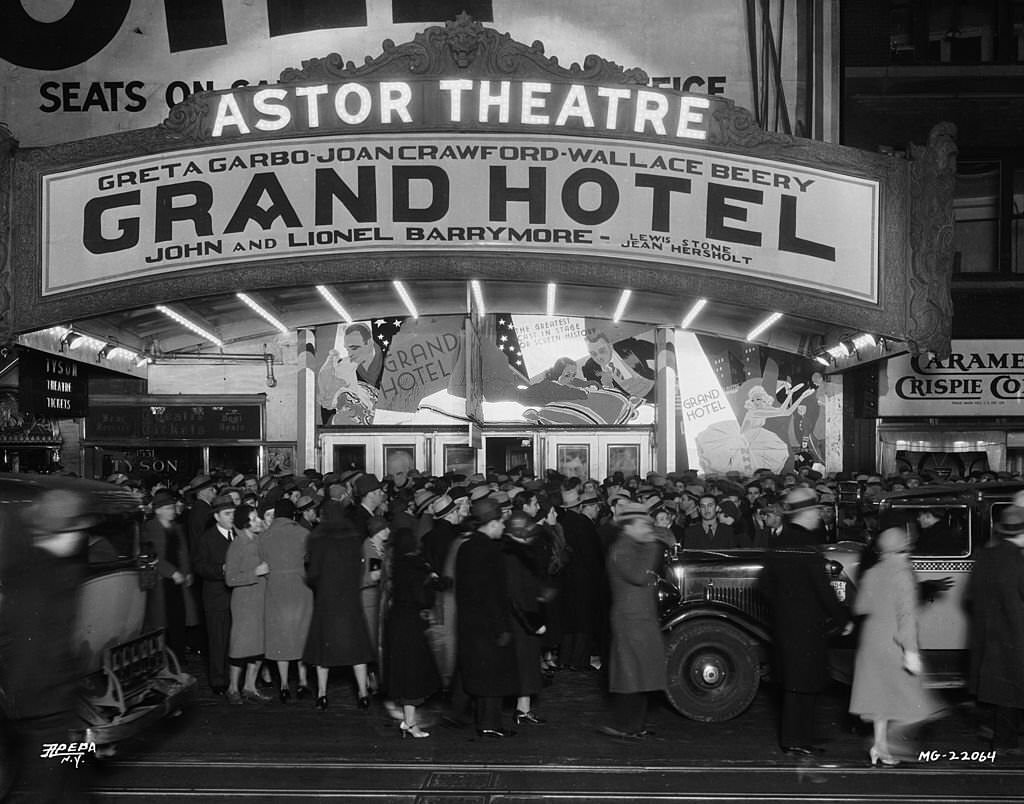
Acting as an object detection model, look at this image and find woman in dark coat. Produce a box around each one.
[455,498,520,736]
[303,504,375,710]
[502,511,550,726]
[534,503,566,670]
[600,503,669,738]
[385,526,443,738]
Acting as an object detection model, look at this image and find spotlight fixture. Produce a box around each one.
[316,285,353,324]
[852,333,876,351]
[826,342,851,359]
[612,289,632,323]
[59,330,82,351]
[814,354,833,367]
[97,343,115,361]
[393,280,419,319]
[680,298,708,330]
[745,312,783,342]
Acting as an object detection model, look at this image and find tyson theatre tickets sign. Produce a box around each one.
[6,14,952,355]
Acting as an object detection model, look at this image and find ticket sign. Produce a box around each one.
[42,134,878,302]
[18,347,89,418]
[878,340,1024,416]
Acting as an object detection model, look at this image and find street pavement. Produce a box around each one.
[86,653,1024,802]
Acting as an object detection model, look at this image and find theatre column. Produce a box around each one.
[296,329,317,472]
[654,326,678,473]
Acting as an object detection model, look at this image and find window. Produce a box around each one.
[888,0,1022,65]
[908,505,970,557]
[951,159,1024,275]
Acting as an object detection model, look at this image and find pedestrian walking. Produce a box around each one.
[760,490,852,757]
[849,525,943,765]
[599,502,669,739]
[968,504,1024,753]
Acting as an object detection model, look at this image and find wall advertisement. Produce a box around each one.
[43,133,877,301]
[878,340,1024,417]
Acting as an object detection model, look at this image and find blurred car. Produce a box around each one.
[0,473,196,750]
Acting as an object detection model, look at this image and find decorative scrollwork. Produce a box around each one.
[276,12,649,86]
[906,122,957,359]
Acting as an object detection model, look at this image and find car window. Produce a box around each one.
[908,505,969,557]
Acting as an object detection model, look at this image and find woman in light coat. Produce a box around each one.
[600,502,669,739]
[225,504,270,703]
[850,525,943,765]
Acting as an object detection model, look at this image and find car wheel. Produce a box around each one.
[664,620,759,723]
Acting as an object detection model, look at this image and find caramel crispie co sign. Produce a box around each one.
[42,128,878,301]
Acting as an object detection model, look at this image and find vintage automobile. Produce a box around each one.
[656,481,1022,723]
[0,473,196,749]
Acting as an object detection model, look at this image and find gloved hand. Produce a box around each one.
[903,649,923,675]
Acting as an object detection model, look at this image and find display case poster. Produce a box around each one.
[675,331,826,475]
[313,314,660,427]
[557,445,590,479]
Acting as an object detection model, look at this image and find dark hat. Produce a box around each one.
[151,489,179,511]
[274,499,296,520]
[781,487,822,516]
[367,517,390,537]
[187,474,215,492]
[471,497,503,525]
[28,488,101,533]
[211,494,236,513]
[295,495,316,512]
[448,486,470,502]
[354,474,382,498]
[338,469,364,485]
[995,505,1024,536]
[578,490,602,508]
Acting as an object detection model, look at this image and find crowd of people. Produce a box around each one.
[128,461,1023,751]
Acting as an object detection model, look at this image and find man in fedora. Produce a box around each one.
[760,486,851,757]
[194,494,238,696]
[349,474,387,541]
[683,493,739,549]
[969,504,1024,753]
[559,489,607,671]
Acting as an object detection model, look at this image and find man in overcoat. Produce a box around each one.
[454,498,519,736]
[600,502,669,739]
[760,488,851,756]
[969,504,1024,751]
[194,495,238,694]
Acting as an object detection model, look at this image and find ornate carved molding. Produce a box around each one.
[906,122,957,359]
[278,13,649,86]
[0,123,17,342]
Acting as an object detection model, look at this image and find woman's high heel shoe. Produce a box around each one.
[279,687,292,704]
[513,710,546,727]
[315,695,328,711]
[357,695,370,709]
[400,721,430,739]
[869,746,900,767]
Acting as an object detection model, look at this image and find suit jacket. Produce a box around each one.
[683,521,739,549]
[195,524,233,612]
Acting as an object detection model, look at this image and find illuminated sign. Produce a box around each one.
[879,341,1024,416]
[43,134,877,301]
[204,78,712,142]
